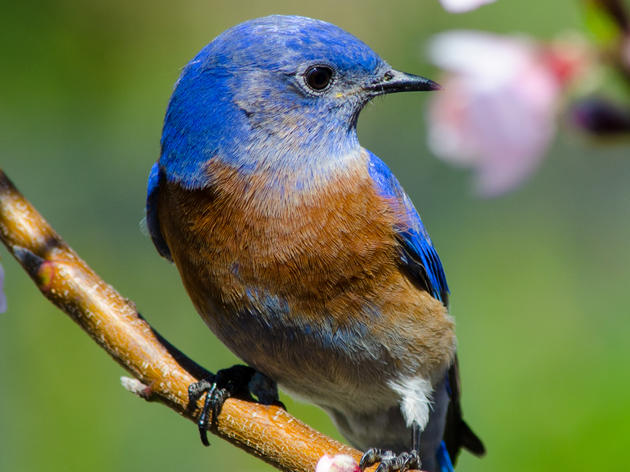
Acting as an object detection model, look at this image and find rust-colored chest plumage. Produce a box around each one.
[159,153,400,320]
[157,152,455,394]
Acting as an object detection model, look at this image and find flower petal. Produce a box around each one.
[427,31,562,196]
[316,455,360,472]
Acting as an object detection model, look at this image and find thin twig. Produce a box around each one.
[0,169,371,472]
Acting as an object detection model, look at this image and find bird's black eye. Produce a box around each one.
[304,65,334,91]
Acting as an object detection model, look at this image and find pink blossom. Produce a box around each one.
[439,0,496,14]
[315,455,360,472]
[427,31,586,196]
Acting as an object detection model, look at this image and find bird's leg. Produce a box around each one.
[187,365,282,446]
[411,421,421,459]
[359,422,421,472]
[249,369,284,406]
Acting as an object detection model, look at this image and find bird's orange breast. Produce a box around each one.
[159,151,396,315]
[157,150,455,382]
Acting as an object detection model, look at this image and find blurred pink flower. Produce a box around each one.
[427,31,586,196]
[315,455,360,472]
[0,263,6,313]
[439,0,496,13]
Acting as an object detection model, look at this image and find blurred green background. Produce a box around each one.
[1,0,629,471]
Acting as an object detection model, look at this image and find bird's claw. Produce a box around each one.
[188,364,256,446]
[188,364,282,446]
[188,377,221,446]
[360,448,420,472]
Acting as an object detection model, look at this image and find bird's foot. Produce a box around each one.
[188,364,282,446]
[359,448,421,472]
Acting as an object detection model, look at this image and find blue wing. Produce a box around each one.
[146,162,172,261]
[366,151,449,304]
[437,441,455,472]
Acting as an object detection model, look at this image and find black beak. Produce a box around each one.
[365,69,441,96]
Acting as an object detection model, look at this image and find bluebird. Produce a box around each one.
[146,15,484,472]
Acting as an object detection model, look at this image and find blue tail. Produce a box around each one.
[437,441,455,472]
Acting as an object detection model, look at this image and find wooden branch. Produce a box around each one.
[0,169,369,472]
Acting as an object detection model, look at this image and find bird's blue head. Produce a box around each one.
[160,15,439,189]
